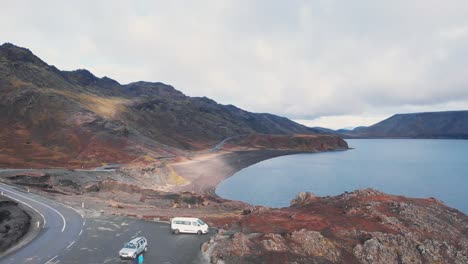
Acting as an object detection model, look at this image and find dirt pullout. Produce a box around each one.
[0,197,31,253]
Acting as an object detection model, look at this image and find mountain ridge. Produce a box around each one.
[325,111,468,139]
[0,43,342,168]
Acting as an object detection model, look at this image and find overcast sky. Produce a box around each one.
[2,1,468,129]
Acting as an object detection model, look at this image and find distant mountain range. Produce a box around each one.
[0,43,332,168]
[317,111,468,139]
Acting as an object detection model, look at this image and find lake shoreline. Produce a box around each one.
[169,145,350,196]
[170,149,317,195]
[212,139,468,214]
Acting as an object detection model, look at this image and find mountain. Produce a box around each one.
[0,43,332,168]
[311,127,336,134]
[338,111,468,139]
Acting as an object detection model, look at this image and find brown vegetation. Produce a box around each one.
[204,189,468,264]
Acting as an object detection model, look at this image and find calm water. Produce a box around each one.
[216,139,468,213]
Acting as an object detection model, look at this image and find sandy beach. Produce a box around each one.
[170,149,309,194]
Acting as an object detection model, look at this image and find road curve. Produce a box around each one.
[0,183,84,264]
[209,135,246,152]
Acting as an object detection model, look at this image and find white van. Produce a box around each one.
[171,217,209,235]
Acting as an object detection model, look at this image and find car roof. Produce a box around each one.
[129,237,145,243]
[172,217,200,220]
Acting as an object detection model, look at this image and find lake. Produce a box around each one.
[216,139,468,214]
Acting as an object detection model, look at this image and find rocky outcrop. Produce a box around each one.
[83,183,100,192]
[353,231,468,264]
[229,134,348,152]
[204,189,468,264]
[204,230,342,264]
[290,192,318,206]
[289,229,340,261]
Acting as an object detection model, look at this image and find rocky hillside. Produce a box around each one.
[203,189,468,264]
[0,43,325,168]
[338,111,468,139]
[228,134,349,151]
[0,198,31,253]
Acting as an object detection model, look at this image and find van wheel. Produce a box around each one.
[173,229,180,234]
[197,230,202,235]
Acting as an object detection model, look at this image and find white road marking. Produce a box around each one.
[25,189,85,219]
[44,255,58,264]
[66,241,75,249]
[98,226,115,231]
[79,229,83,236]
[153,220,171,224]
[0,183,88,263]
[61,203,84,218]
[1,192,47,228]
[0,186,67,232]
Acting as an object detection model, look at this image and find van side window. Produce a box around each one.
[192,222,198,226]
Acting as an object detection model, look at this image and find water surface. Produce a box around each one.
[216,139,468,213]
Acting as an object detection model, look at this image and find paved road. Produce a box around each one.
[0,182,214,264]
[0,182,84,264]
[209,135,246,152]
[60,216,214,264]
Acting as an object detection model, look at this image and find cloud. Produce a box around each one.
[1,0,468,127]
[295,115,390,130]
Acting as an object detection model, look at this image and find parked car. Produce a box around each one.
[119,237,147,259]
[171,217,209,235]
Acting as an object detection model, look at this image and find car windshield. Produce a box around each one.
[124,243,136,249]
[197,219,205,225]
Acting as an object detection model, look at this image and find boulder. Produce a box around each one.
[290,191,317,206]
[83,183,100,192]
